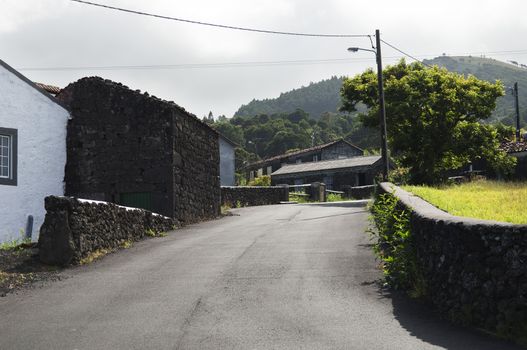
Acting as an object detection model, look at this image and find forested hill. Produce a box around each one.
[423,56,527,124]
[234,76,344,119]
[234,56,527,125]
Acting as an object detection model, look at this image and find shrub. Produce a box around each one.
[369,192,425,297]
[248,175,271,186]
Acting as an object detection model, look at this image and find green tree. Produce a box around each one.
[341,59,515,184]
[213,121,245,146]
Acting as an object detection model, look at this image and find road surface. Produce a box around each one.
[0,202,521,349]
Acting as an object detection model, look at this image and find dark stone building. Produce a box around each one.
[245,139,364,180]
[57,77,220,225]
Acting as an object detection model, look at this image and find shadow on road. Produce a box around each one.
[377,288,524,350]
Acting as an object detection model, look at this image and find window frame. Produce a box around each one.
[0,127,17,186]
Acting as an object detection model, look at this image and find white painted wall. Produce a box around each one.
[219,136,235,186]
[0,63,69,243]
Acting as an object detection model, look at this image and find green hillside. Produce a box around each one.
[234,56,527,125]
[234,76,344,119]
[423,56,527,124]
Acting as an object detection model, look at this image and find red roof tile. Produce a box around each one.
[34,82,62,95]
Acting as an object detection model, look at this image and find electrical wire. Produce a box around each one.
[380,39,433,67]
[17,49,527,72]
[69,0,369,38]
[17,57,379,71]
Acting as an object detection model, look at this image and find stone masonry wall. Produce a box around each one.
[38,196,176,266]
[173,109,220,223]
[58,77,220,223]
[221,186,288,207]
[58,77,174,216]
[379,183,527,341]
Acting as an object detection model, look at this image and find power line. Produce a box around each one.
[17,57,379,71]
[69,0,369,38]
[380,39,433,67]
[18,49,527,72]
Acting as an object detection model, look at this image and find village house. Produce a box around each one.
[500,141,527,179]
[0,59,70,243]
[244,139,364,181]
[56,77,223,225]
[244,139,382,189]
[271,155,383,190]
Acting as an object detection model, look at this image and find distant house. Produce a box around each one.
[0,59,70,243]
[245,139,364,181]
[272,156,383,190]
[218,134,236,186]
[57,77,221,224]
[501,141,527,179]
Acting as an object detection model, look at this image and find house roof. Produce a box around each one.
[501,141,527,154]
[249,139,363,168]
[0,58,68,112]
[34,82,62,95]
[271,155,382,177]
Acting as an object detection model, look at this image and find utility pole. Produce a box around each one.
[375,29,389,181]
[347,29,389,181]
[514,82,521,141]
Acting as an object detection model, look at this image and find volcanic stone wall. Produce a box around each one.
[221,186,288,207]
[38,196,176,266]
[379,183,527,341]
[173,107,220,223]
[58,77,220,223]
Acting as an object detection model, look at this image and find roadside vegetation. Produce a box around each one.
[403,180,527,224]
[369,192,425,297]
[289,191,349,203]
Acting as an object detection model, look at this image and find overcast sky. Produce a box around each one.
[2,0,527,118]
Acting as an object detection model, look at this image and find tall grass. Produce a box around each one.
[403,180,527,224]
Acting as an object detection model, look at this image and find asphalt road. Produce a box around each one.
[0,202,522,349]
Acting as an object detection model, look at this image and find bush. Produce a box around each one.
[248,175,271,186]
[369,192,425,297]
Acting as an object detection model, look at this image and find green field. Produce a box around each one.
[403,180,527,224]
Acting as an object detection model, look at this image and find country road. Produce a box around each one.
[0,202,521,349]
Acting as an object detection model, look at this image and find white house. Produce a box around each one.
[0,59,69,243]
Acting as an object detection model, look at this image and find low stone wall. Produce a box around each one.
[342,185,376,199]
[38,196,176,266]
[221,186,288,207]
[379,182,527,341]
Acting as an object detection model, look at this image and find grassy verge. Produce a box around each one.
[403,180,527,224]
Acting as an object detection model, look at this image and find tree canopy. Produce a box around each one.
[341,59,515,184]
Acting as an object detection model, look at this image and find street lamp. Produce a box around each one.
[348,29,389,181]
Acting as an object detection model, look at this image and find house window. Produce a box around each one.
[267,166,273,175]
[0,128,17,186]
[257,168,263,177]
[313,155,318,162]
[296,159,302,164]
[249,171,255,181]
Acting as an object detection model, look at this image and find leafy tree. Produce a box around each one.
[213,121,245,146]
[208,109,378,160]
[341,59,515,184]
